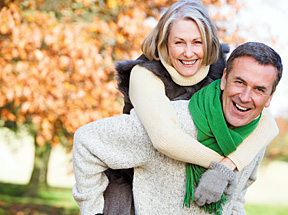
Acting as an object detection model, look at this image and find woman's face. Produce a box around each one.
[167,19,204,77]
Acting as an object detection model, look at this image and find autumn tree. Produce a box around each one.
[0,0,244,196]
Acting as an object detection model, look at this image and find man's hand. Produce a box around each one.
[194,161,237,206]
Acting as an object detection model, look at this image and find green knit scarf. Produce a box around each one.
[183,79,261,214]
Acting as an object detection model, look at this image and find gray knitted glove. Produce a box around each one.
[194,161,237,206]
[224,174,237,201]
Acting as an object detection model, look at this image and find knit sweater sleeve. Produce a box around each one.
[129,65,223,168]
[228,108,278,171]
[230,149,265,214]
[72,112,153,215]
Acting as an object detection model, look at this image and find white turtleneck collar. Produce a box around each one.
[159,53,210,86]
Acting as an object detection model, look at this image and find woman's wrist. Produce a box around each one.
[220,157,237,171]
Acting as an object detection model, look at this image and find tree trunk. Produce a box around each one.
[0,0,4,9]
[25,135,51,197]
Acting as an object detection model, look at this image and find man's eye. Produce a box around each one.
[256,88,265,93]
[235,81,243,85]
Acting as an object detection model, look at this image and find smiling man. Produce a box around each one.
[221,48,280,129]
[192,42,283,208]
[72,42,283,215]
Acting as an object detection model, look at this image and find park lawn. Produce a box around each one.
[244,203,288,215]
[0,182,288,215]
[0,182,80,215]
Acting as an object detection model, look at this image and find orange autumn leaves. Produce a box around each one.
[0,3,132,147]
[0,0,243,148]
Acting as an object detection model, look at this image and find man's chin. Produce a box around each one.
[226,118,250,129]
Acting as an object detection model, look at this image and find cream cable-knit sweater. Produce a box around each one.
[72,100,270,215]
[129,63,278,170]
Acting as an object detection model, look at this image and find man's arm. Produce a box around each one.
[72,112,153,215]
[230,149,265,214]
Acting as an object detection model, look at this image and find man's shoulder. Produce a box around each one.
[171,100,195,129]
[171,100,190,115]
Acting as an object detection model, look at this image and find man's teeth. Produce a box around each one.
[235,103,249,111]
[182,60,197,65]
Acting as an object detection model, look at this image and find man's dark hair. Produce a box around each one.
[226,42,283,94]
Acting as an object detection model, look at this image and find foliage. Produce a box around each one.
[0,0,245,192]
[0,0,243,149]
[1,2,124,149]
[264,118,288,162]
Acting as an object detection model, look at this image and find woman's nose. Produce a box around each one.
[184,45,193,58]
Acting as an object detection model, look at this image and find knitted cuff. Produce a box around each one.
[209,161,236,181]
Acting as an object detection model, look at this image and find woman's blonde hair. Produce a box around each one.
[142,0,219,66]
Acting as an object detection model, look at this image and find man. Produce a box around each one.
[72,42,282,214]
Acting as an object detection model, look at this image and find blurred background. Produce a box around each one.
[0,0,287,214]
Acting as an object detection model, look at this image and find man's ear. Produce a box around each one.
[220,68,227,91]
[265,89,276,108]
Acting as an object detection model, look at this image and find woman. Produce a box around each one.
[104,0,278,214]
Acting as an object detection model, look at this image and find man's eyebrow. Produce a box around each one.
[235,76,268,91]
[255,85,268,91]
[234,76,246,82]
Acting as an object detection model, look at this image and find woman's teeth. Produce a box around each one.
[181,59,197,65]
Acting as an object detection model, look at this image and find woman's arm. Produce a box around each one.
[228,108,278,171]
[129,65,223,168]
[130,65,278,171]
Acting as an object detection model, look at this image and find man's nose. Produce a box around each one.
[239,88,252,103]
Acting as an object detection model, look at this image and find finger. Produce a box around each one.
[195,196,206,206]
[207,193,222,205]
[206,196,214,205]
[193,190,201,201]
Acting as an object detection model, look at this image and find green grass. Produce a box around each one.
[245,203,288,215]
[0,182,80,215]
[1,182,288,215]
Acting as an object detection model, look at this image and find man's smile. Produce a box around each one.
[232,101,251,112]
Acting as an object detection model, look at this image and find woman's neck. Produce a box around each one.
[159,54,209,86]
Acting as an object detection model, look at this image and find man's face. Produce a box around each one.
[220,56,277,128]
